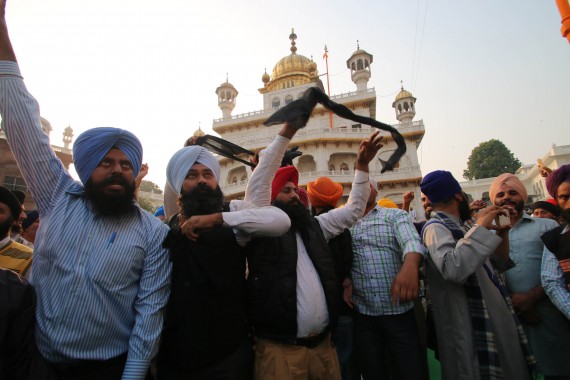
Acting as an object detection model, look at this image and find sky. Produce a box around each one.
[4,0,570,189]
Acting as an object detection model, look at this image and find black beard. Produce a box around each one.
[0,217,13,239]
[274,199,312,230]
[179,184,224,218]
[424,209,432,220]
[84,175,136,217]
[500,199,525,217]
[561,208,570,225]
[459,197,472,222]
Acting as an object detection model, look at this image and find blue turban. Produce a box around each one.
[166,146,220,194]
[420,170,462,204]
[154,205,165,218]
[73,127,143,185]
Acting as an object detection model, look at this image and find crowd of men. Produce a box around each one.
[2,2,570,380]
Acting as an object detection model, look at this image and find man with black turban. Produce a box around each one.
[0,5,172,379]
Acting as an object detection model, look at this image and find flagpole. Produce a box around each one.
[323,45,333,129]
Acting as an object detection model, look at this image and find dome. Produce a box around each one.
[270,29,316,80]
[193,127,205,138]
[262,69,270,84]
[395,87,414,102]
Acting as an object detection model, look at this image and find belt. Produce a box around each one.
[257,330,329,349]
[50,352,128,377]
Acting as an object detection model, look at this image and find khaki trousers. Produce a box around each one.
[254,333,341,380]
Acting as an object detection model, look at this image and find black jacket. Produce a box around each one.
[246,218,339,338]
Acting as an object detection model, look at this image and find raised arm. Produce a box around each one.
[0,0,16,62]
[316,131,383,240]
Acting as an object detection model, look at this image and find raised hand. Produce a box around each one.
[355,131,383,171]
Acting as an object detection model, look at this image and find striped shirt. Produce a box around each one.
[0,61,172,380]
[350,205,425,315]
[541,225,570,320]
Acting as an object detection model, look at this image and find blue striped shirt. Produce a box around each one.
[541,226,570,320]
[350,205,425,315]
[0,61,172,380]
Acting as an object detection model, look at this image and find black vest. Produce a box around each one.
[157,220,248,370]
[542,224,570,287]
[246,218,339,338]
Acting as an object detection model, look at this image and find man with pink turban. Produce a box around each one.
[0,10,172,379]
[542,164,570,321]
[490,173,570,377]
[243,121,383,380]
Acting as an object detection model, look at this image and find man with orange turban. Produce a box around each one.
[307,177,359,380]
[244,122,383,380]
[490,173,570,377]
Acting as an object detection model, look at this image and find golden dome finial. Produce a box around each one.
[262,68,270,84]
[289,28,297,54]
[193,122,205,138]
[357,39,360,50]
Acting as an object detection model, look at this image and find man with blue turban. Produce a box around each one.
[0,7,172,380]
[156,144,290,379]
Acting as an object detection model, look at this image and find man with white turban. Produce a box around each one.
[0,7,171,379]
[156,144,290,379]
[490,173,570,378]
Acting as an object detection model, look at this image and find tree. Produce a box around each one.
[139,180,163,195]
[463,139,522,180]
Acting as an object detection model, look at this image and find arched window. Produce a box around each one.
[285,95,294,105]
[272,98,281,110]
[340,163,349,171]
[329,164,335,171]
[232,176,238,183]
[351,62,356,71]
[241,174,247,181]
[404,102,409,112]
[357,59,364,70]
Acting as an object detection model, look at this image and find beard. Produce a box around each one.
[458,196,472,222]
[0,217,14,239]
[499,199,525,218]
[274,198,312,230]
[179,183,224,218]
[561,208,570,225]
[84,175,136,217]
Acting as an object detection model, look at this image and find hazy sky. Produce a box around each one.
[4,0,569,188]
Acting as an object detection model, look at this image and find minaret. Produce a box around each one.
[392,82,417,123]
[63,125,74,149]
[215,74,238,119]
[346,40,373,92]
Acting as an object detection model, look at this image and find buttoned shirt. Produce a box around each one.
[0,61,171,380]
[542,224,570,320]
[350,205,425,315]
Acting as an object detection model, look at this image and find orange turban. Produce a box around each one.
[307,177,344,208]
[489,173,528,203]
[271,165,299,203]
[377,198,398,208]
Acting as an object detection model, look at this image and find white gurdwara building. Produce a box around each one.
[210,30,426,211]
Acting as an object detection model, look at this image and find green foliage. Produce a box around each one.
[138,196,155,213]
[463,139,522,180]
[139,180,163,195]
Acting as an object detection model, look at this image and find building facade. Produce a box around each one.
[212,30,426,212]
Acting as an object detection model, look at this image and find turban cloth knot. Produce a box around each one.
[420,170,462,204]
[271,166,299,204]
[307,177,344,208]
[489,173,528,203]
[73,127,143,185]
[546,164,570,199]
[166,146,220,195]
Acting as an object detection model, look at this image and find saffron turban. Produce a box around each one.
[297,187,309,209]
[307,177,344,208]
[271,165,299,204]
[489,173,527,203]
[546,164,570,199]
[420,170,462,204]
[73,127,143,185]
[377,198,398,209]
[166,146,221,194]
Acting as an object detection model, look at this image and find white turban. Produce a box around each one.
[166,146,220,194]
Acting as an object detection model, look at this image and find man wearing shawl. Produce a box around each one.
[0,6,171,379]
[542,164,570,320]
[244,122,383,380]
[490,173,570,378]
[155,145,290,379]
[420,170,536,380]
